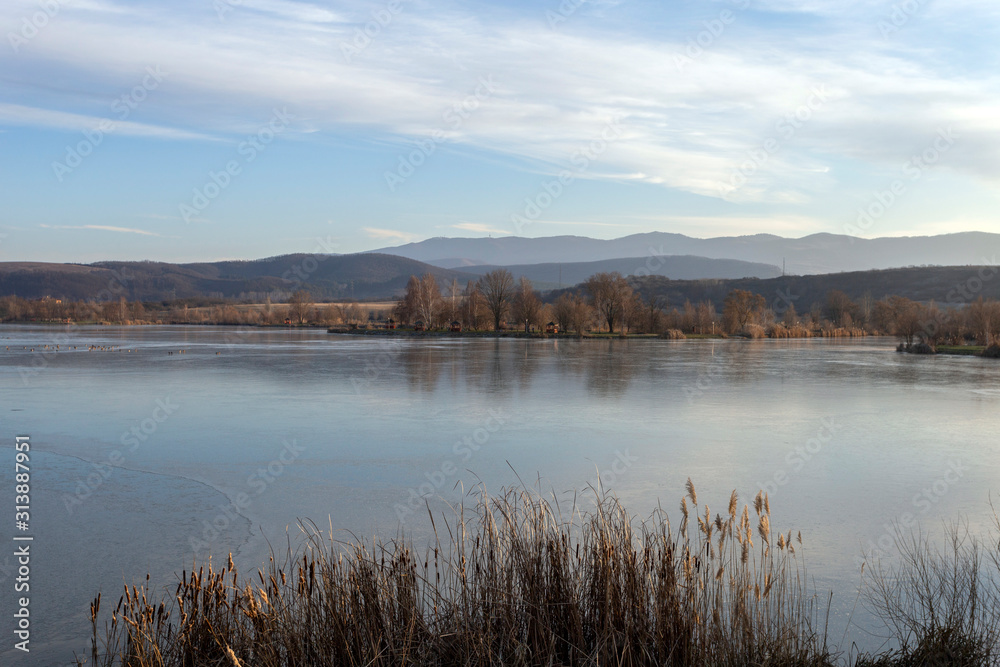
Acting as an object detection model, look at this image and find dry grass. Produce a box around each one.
[78,483,835,667]
[819,327,868,338]
[768,324,813,339]
[853,516,1000,667]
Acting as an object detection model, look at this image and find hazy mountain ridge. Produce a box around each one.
[372,231,1000,275]
[0,254,476,302]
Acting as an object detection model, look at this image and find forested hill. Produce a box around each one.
[615,266,1000,311]
[0,254,475,301]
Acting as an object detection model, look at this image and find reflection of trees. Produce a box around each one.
[399,345,443,393]
[585,340,636,396]
[514,341,541,393]
[461,339,518,394]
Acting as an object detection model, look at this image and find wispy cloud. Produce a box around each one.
[0,104,217,141]
[40,224,161,236]
[363,227,416,243]
[452,222,509,235]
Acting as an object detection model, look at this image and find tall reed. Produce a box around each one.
[80,483,835,666]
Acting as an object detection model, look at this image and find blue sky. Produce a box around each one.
[1,0,999,262]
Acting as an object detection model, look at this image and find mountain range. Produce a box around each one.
[372,231,1000,275]
[2,231,998,303]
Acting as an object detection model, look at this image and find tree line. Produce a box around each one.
[4,275,1000,348]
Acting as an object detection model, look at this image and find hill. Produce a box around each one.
[371,231,1000,275]
[0,254,476,302]
[458,255,781,288]
[608,265,1000,312]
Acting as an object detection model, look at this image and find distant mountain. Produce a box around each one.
[459,255,781,289]
[0,254,476,302]
[371,231,1000,275]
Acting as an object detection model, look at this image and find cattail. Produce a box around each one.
[758,515,770,544]
[754,491,763,516]
[686,477,698,505]
[680,497,689,520]
[728,490,738,517]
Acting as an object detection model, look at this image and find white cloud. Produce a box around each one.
[363,227,416,242]
[452,222,509,235]
[39,224,161,236]
[0,104,217,141]
[3,0,1000,206]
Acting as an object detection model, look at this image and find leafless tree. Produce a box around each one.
[460,281,488,330]
[478,269,515,330]
[722,289,766,334]
[967,296,1000,345]
[584,272,633,333]
[886,295,921,347]
[414,274,441,327]
[288,290,313,324]
[511,277,542,332]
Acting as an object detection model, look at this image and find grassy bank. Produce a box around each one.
[76,485,1000,666]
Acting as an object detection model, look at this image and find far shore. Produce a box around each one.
[6,320,1000,357]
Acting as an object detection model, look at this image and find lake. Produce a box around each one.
[1,324,998,663]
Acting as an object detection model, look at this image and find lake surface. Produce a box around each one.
[1,325,998,663]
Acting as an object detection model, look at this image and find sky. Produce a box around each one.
[1,0,999,263]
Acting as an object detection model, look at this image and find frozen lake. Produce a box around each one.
[1,325,998,663]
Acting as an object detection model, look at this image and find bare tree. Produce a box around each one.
[886,295,921,348]
[825,290,858,328]
[288,290,313,324]
[584,272,633,333]
[478,269,515,330]
[511,277,542,332]
[395,274,441,327]
[460,281,488,330]
[967,296,1000,345]
[414,273,441,327]
[553,293,575,333]
[722,289,766,334]
[641,295,665,334]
